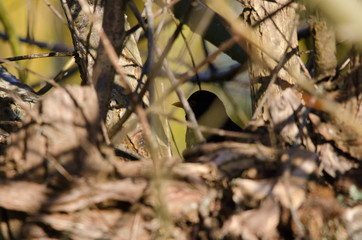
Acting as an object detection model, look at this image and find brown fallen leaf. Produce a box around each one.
[45,178,148,213]
[221,198,280,240]
[0,180,47,214]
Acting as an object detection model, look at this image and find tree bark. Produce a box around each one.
[92,0,127,121]
[309,12,337,81]
[60,1,151,158]
[60,0,103,84]
[242,0,299,120]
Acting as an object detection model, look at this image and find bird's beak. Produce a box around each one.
[172,101,183,108]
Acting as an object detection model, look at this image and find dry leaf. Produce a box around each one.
[221,198,280,239]
[0,181,47,213]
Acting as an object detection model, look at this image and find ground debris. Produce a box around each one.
[0,86,361,239]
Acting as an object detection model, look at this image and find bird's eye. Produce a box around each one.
[190,100,196,108]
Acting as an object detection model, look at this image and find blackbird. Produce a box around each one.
[174,90,242,148]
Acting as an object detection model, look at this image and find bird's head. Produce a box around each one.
[173,90,242,148]
[185,90,219,120]
[173,90,227,126]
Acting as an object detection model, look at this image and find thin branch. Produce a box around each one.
[0,0,26,81]
[2,52,74,62]
[250,0,294,28]
[159,114,258,140]
[187,63,243,84]
[154,43,205,144]
[149,38,236,112]
[0,32,73,52]
[110,2,196,138]
[42,0,67,24]
[168,7,200,89]
[125,0,181,36]
[251,47,298,120]
[0,57,62,92]
[36,58,78,95]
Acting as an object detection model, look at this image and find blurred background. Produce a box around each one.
[0,0,77,86]
[0,0,252,155]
